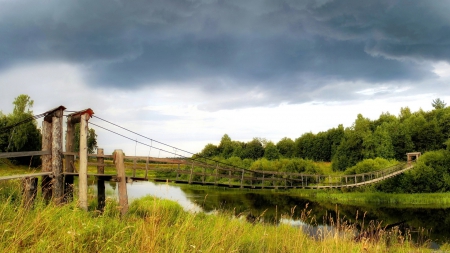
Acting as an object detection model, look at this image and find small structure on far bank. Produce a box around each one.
[406,152,421,164]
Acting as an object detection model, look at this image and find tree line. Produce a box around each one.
[198,98,450,171]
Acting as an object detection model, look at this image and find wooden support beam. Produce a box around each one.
[240,169,244,189]
[202,167,206,185]
[261,173,265,189]
[97,148,105,211]
[132,157,137,177]
[115,149,128,216]
[214,163,218,186]
[189,162,193,184]
[51,107,64,204]
[78,112,89,211]
[64,115,75,202]
[145,156,149,179]
[41,120,52,202]
[22,177,38,208]
[0,150,51,159]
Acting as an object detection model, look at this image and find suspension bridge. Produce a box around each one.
[0,106,420,215]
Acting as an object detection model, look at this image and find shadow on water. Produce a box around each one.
[93,180,449,248]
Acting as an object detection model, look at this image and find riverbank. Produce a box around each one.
[292,190,450,208]
[0,180,435,252]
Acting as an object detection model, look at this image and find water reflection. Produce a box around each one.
[99,181,202,212]
[93,180,450,245]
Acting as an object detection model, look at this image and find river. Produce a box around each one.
[95,180,450,248]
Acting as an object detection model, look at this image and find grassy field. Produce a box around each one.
[0,179,438,252]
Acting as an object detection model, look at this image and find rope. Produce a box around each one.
[88,121,254,173]
[90,115,256,172]
[0,112,47,133]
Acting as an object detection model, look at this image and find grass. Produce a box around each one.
[292,189,450,208]
[0,179,435,252]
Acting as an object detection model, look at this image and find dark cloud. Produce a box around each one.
[0,0,448,108]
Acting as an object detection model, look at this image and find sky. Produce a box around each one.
[1,0,450,157]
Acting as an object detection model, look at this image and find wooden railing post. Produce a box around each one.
[78,112,89,210]
[214,163,218,186]
[262,172,265,189]
[202,167,206,185]
[132,157,137,177]
[41,120,52,202]
[22,177,38,208]
[240,169,244,188]
[51,107,64,205]
[64,115,75,202]
[97,148,105,211]
[189,162,194,184]
[145,156,149,179]
[115,149,128,216]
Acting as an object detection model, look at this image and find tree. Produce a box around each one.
[218,134,234,158]
[432,98,447,110]
[199,143,219,157]
[276,137,295,158]
[74,123,98,154]
[242,138,264,160]
[264,141,280,160]
[2,95,42,166]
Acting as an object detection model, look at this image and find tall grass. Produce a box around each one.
[0,180,431,252]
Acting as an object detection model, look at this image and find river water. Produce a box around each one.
[96,180,450,247]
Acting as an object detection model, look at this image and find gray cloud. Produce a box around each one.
[0,0,448,109]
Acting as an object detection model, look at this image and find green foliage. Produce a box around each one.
[263,141,280,160]
[376,150,450,193]
[344,158,398,175]
[242,138,264,160]
[432,98,447,109]
[74,123,98,154]
[198,143,219,157]
[199,99,450,180]
[0,95,41,166]
[276,137,294,158]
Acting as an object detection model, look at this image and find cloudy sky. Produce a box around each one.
[1,0,450,157]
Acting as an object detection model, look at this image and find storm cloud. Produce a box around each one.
[1,0,449,109]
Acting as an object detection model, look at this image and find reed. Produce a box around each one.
[0,181,430,252]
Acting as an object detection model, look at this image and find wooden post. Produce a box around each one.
[202,167,206,185]
[22,177,38,208]
[64,115,75,202]
[228,170,232,187]
[52,108,64,204]
[189,162,194,184]
[78,112,89,211]
[262,172,265,189]
[97,148,105,211]
[240,169,244,188]
[145,156,149,179]
[41,120,52,202]
[115,149,128,216]
[133,157,137,177]
[214,163,218,186]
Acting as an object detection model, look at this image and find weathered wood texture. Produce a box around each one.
[41,120,52,201]
[0,150,51,159]
[115,150,128,216]
[22,177,38,208]
[78,113,89,211]
[0,172,53,181]
[64,115,75,202]
[97,148,105,211]
[51,108,64,204]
